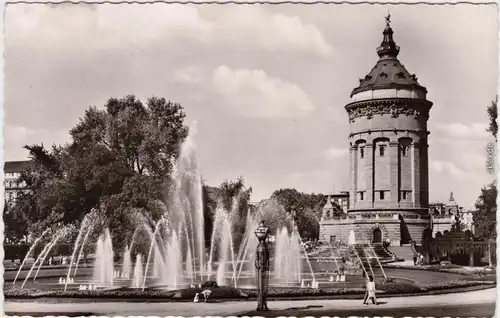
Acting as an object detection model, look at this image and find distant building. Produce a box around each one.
[4,160,32,204]
[430,192,474,236]
[321,192,349,220]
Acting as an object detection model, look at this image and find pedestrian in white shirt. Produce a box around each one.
[363,275,377,305]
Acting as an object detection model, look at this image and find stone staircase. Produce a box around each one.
[351,244,384,276]
[371,244,394,259]
[389,245,417,261]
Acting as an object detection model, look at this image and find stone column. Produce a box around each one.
[350,145,358,209]
[421,143,430,206]
[366,143,374,208]
[389,141,399,204]
[411,142,421,208]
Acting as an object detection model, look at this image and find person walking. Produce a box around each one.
[362,275,369,304]
[363,275,377,305]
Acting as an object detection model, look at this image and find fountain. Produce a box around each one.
[12,228,51,285]
[122,245,132,279]
[13,133,319,291]
[92,228,114,286]
[64,212,97,291]
[274,227,302,284]
[132,254,144,288]
[367,245,387,278]
[348,230,356,245]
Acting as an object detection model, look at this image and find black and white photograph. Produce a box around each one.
[2,1,497,317]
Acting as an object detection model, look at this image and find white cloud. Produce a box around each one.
[6,5,333,56]
[458,153,487,171]
[211,7,333,56]
[4,125,70,160]
[433,122,489,139]
[212,65,315,119]
[171,66,204,84]
[431,160,472,180]
[325,147,349,161]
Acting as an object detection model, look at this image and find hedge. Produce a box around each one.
[172,286,248,299]
[377,277,423,294]
[4,286,249,300]
[241,287,365,298]
[458,274,496,282]
[4,280,495,300]
[383,264,496,276]
[421,279,495,291]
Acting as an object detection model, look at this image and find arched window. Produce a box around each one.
[373,138,389,157]
[398,137,413,157]
[401,145,408,156]
[356,140,366,159]
[379,145,386,156]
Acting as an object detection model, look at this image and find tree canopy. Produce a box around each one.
[10,95,189,250]
[473,182,497,240]
[471,98,498,241]
[486,97,498,140]
[202,177,252,250]
[271,188,326,240]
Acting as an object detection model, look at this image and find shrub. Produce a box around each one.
[242,287,365,298]
[201,281,218,288]
[421,280,494,291]
[380,277,396,284]
[380,282,423,294]
[458,275,496,282]
[377,278,423,294]
[4,287,44,298]
[172,286,248,300]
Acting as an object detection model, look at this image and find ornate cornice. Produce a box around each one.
[348,128,430,139]
[345,98,433,123]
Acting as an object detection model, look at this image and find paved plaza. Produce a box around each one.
[4,287,496,317]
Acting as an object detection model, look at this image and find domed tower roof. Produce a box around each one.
[350,14,427,98]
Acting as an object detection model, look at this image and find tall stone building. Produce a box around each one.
[4,160,31,203]
[320,16,432,246]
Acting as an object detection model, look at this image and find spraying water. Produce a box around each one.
[22,228,68,289]
[13,228,51,285]
[274,227,301,284]
[122,245,132,279]
[73,225,93,276]
[367,245,387,278]
[65,214,95,291]
[142,218,167,289]
[131,254,144,288]
[348,230,356,245]
[92,228,114,286]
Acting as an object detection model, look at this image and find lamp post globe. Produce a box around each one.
[255,220,269,242]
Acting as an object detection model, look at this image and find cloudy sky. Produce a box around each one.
[4,3,497,209]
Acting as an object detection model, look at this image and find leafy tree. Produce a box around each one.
[473,182,497,240]
[202,183,219,248]
[10,95,189,252]
[218,177,252,251]
[271,188,326,240]
[486,97,498,140]
[4,201,29,244]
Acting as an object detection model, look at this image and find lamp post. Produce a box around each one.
[254,220,270,312]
